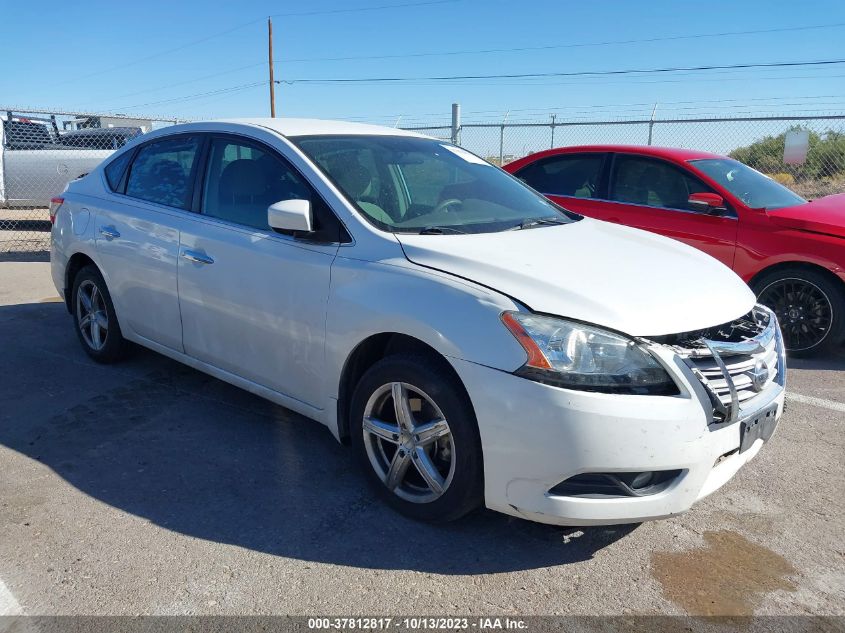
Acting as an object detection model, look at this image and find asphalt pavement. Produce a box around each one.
[0,261,842,616]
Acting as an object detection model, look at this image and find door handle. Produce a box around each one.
[99,226,120,240]
[181,249,214,265]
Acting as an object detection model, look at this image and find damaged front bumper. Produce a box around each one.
[450,306,786,526]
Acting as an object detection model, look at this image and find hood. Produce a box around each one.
[767,193,845,238]
[396,218,755,337]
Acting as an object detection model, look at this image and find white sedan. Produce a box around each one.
[50,119,786,525]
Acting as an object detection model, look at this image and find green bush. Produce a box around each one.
[729,127,845,181]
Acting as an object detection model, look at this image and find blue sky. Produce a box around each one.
[3,0,845,125]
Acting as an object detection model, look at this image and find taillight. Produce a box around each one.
[49,197,64,225]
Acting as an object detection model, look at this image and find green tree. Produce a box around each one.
[729,127,845,180]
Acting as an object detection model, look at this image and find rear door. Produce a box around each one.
[511,152,612,218]
[177,133,342,407]
[604,153,738,267]
[93,134,203,351]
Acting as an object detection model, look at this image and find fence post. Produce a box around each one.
[647,103,658,145]
[451,103,461,145]
[550,113,556,149]
[499,110,510,165]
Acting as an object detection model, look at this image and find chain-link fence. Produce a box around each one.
[403,114,845,200]
[3,108,844,253]
[1,108,182,253]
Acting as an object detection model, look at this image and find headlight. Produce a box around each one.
[501,312,678,395]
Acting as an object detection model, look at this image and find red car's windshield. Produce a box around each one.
[690,158,806,210]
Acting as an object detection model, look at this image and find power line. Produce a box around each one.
[395,71,845,89]
[102,81,265,111]
[59,0,463,86]
[112,62,845,114]
[276,22,845,63]
[344,95,845,121]
[87,20,845,108]
[270,0,460,18]
[56,19,265,86]
[280,58,845,84]
[78,64,266,107]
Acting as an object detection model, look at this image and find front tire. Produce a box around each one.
[753,267,845,356]
[350,354,483,522]
[71,265,129,363]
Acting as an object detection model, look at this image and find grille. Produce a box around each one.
[653,306,785,425]
[687,335,780,409]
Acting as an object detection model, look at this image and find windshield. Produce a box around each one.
[690,158,806,210]
[293,135,577,233]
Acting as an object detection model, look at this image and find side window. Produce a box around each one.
[104,149,134,191]
[125,136,201,209]
[611,155,710,211]
[515,154,605,198]
[202,138,311,231]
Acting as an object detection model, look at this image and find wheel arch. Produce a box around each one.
[749,260,845,294]
[64,252,99,313]
[336,332,474,444]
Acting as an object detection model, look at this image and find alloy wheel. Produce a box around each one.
[362,382,456,503]
[76,279,109,351]
[758,277,833,351]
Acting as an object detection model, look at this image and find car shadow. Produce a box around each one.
[0,300,637,574]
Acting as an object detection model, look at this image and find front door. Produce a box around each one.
[177,135,339,407]
[94,134,203,351]
[604,154,738,267]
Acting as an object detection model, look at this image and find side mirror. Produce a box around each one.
[688,192,727,215]
[268,199,312,233]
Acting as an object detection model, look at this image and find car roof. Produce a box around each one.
[529,144,726,161]
[216,117,428,139]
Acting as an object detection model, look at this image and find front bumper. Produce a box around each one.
[451,342,785,526]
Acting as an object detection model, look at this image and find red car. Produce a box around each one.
[505,145,845,355]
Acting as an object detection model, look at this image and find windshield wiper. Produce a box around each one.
[418,225,468,235]
[509,217,569,231]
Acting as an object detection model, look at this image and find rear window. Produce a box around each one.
[125,136,201,209]
[104,150,134,191]
[514,154,605,198]
[2,120,53,149]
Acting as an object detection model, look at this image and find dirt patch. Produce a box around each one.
[651,530,796,615]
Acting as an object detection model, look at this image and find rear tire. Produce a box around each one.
[350,354,484,522]
[71,265,129,363]
[753,267,845,356]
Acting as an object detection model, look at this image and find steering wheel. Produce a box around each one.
[431,198,463,215]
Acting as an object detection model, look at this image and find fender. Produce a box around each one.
[321,254,528,438]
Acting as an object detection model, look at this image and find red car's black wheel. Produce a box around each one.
[754,268,845,356]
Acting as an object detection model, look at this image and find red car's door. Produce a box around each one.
[510,151,616,219]
[602,153,738,268]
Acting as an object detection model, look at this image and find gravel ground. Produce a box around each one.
[0,262,842,617]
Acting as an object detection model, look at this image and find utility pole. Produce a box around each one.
[268,17,276,118]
